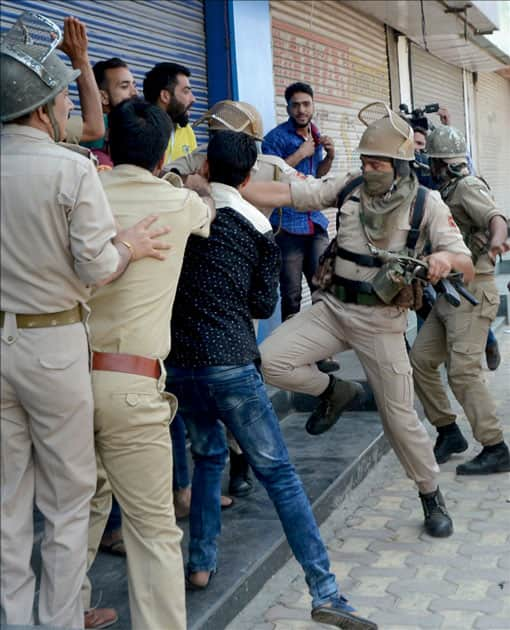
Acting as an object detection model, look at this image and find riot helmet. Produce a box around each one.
[192,100,264,141]
[357,101,415,161]
[0,12,80,139]
[426,125,467,160]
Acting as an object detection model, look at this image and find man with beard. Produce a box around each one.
[262,82,335,322]
[143,62,197,162]
[77,57,138,167]
[410,125,509,474]
[258,103,474,539]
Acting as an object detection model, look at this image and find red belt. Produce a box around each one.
[92,352,161,379]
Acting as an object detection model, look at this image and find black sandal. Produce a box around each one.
[185,568,217,591]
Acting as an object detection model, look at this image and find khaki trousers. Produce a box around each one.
[1,317,95,629]
[85,370,185,630]
[260,293,439,494]
[410,275,503,446]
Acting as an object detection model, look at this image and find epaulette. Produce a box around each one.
[58,142,99,168]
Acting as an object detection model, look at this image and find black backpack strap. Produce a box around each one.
[406,185,427,252]
[336,175,363,232]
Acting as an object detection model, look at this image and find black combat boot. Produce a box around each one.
[434,423,468,464]
[419,487,453,538]
[228,450,253,497]
[456,442,510,475]
[306,376,363,436]
[485,339,501,371]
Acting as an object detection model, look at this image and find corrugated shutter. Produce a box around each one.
[410,44,466,137]
[0,0,208,144]
[269,0,390,306]
[475,72,510,212]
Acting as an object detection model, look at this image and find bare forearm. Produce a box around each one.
[489,215,508,247]
[285,147,306,168]
[74,57,104,142]
[448,252,475,282]
[316,156,333,177]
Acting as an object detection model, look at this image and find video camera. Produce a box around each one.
[399,103,439,131]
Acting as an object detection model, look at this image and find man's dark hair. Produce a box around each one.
[413,126,428,137]
[284,82,314,104]
[207,131,257,188]
[92,57,128,89]
[108,98,171,171]
[143,62,191,104]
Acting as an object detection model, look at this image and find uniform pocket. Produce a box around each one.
[480,289,499,321]
[39,350,82,370]
[391,359,413,402]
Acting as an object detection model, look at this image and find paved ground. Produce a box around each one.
[226,330,510,630]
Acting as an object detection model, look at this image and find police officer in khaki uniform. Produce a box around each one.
[259,103,474,538]
[84,99,213,630]
[0,14,170,629]
[410,126,510,474]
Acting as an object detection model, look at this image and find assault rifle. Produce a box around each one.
[368,247,479,308]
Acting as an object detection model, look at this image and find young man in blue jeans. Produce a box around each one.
[165,130,377,630]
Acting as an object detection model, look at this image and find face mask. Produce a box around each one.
[362,170,394,197]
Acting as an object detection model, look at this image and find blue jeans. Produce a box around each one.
[104,495,122,534]
[275,226,329,321]
[170,413,190,490]
[166,363,339,607]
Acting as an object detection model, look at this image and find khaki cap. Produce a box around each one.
[193,100,264,141]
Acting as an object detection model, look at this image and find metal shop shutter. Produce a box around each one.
[269,0,390,306]
[0,0,209,144]
[474,72,510,212]
[410,44,466,138]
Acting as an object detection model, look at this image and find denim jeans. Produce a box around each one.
[166,363,339,607]
[104,495,122,534]
[170,413,190,490]
[275,226,329,321]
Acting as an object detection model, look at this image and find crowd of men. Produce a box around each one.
[1,11,508,630]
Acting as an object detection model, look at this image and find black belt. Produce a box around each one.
[329,275,382,306]
[336,247,383,268]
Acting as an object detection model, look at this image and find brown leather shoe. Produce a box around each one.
[84,607,118,629]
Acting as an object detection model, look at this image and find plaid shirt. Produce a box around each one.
[262,118,328,235]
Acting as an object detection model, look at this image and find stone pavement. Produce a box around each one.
[226,330,510,630]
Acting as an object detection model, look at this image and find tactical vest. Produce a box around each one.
[315,176,428,309]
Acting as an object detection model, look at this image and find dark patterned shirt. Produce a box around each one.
[167,199,280,368]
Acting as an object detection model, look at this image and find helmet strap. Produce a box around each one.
[43,101,61,142]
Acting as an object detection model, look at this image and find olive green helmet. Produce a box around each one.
[357,101,415,161]
[426,125,467,160]
[192,100,264,141]
[0,12,80,123]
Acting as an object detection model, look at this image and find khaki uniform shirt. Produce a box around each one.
[442,175,506,276]
[291,174,470,283]
[1,124,119,314]
[88,164,211,359]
